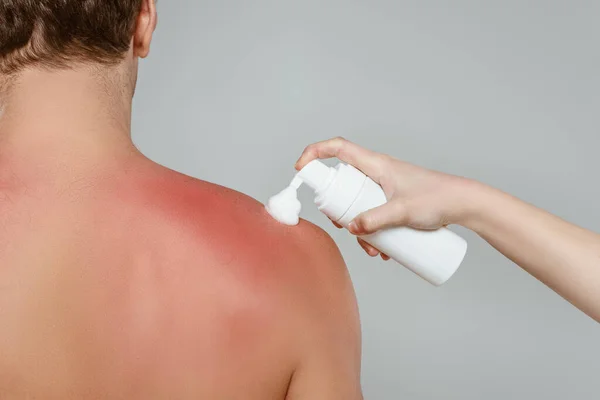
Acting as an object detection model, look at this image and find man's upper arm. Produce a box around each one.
[285,228,363,400]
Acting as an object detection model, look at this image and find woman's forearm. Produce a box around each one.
[295,138,600,321]
[463,182,600,322]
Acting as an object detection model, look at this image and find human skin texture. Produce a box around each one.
[0,1,363,395]
[0,28,362,400]
[0,146,362,399]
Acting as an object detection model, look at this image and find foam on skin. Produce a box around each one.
[266,185,302,226]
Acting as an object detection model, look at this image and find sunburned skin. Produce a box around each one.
[0,153,362,399]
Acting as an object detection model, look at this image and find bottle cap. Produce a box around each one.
[297,160,367,222]
[295,160,333,192]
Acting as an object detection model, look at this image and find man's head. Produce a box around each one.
[0,0,157,94]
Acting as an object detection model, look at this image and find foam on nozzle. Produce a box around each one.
[290,176,303,190]
[296,160,332,191]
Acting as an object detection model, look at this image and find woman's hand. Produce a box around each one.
[296,138,600,323]
[295,137,480,259]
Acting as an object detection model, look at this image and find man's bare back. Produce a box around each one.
[0,153,362,399]
[0,1,361,396]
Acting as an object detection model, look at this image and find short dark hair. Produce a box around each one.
[0,0,143,74]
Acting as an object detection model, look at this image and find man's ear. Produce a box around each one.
[133,0,157,58]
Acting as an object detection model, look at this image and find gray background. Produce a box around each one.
[132,1,600,399]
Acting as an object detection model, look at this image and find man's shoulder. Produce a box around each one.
[118,162,350,291]
[115,162,361,395]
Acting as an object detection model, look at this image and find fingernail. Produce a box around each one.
[348,221,361,235]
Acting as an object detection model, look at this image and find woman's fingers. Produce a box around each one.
[357,238,380,257]
[349,201,408,235]
[327,217,343,229]
[295,137,386,183]
[357,238,390,260]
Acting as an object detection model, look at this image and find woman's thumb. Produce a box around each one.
[348,202,407,235]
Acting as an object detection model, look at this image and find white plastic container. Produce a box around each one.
[297,160,468,286]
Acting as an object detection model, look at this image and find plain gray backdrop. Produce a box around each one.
[132,1,600,399]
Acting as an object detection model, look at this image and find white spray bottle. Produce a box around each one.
[266,160,468,286]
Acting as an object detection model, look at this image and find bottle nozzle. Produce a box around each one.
[290,176,303,190]
[296,160,333,191]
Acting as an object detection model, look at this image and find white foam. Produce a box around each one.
[266,185,302,226]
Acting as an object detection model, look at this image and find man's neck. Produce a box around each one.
[0,66,141,185]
